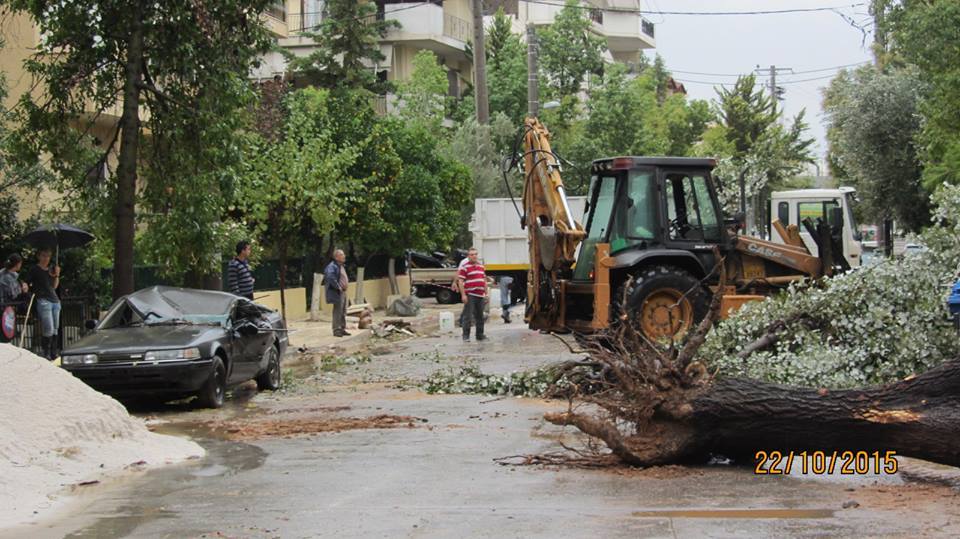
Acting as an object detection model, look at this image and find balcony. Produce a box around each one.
[599,9,655,57]
[286,11,324,34]
[383,2,472,56]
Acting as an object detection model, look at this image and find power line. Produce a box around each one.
[668,61,869,78]
[673,72,852,87]
[521,0,866,16]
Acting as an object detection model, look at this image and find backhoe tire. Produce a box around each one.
[621,266,709,343]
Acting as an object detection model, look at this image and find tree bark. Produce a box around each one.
[547,359,960,468]
[387,257,399,295]
[112,4,145,300]
[279,239,287,323]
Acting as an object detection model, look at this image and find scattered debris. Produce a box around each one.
[373,319,417,338]
[73,480,100,487]
[204,414,428,441]
[386,296,422,317]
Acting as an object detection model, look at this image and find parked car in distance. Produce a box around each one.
[60,286,287,408]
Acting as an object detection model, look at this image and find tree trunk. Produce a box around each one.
[112,4,145,300]
[547,359,960,468]
[279,240,287,323]
[387,257,399,296]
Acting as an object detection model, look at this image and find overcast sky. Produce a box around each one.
[640,0,875,164]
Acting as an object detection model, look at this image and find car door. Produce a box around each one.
[228,300,270,382]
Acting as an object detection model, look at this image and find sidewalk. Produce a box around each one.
[284,301,453,354]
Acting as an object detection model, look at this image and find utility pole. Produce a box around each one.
[471,0,489,124]
[755,64,792,114]
[527,23,538,117]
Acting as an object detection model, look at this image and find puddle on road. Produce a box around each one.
[42,427,269,539]
[632,509,835,519]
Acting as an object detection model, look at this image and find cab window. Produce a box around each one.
[610,169,656,251]
[573,175,617,280]
[665,173,720,242]
[798,201,840,228]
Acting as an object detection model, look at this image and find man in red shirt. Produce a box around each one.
[457,247,487,342]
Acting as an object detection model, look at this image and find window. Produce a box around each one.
[798,201,840,229]
[610,169,656,251]
[777,202,790,225]
[574,175,616,280]
[665,173,719,242]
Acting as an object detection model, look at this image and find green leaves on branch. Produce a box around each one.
[236,87,361,255]
[823,65,928,231]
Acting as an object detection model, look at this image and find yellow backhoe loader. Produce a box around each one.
[521,118,847,341]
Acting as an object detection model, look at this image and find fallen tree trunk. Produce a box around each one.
[547,357,960,467]
[546,264,960,468]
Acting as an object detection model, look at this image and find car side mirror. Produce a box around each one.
[84,319,98,331]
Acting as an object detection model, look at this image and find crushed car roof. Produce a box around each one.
[124,286,238,318]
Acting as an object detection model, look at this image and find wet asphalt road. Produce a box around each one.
[6,321,960,538]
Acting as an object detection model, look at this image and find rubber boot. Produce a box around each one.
[40,336,51,360]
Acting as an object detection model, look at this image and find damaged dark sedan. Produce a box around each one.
[60,286,287,408]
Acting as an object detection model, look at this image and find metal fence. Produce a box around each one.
[0,296,96,357]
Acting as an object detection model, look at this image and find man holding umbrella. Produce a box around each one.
[28,248,60,359]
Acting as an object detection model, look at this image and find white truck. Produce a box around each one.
[408,197,587,304]
[769,187,862,268]
[470,197,587,304]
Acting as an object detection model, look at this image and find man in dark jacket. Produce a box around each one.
[227,240,255,300]
[324,249,349,337]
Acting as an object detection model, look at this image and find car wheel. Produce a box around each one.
[197,356,227,409]
[436,288,455,304]
[255,345,282,391]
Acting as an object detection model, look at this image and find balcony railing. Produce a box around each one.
[589,8,603,25]
[641,17,655,38]
[287,12,324,33]
[443,13,471,43]
[265,1,286,21]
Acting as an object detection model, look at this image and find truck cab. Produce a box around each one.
[769,188,862,268]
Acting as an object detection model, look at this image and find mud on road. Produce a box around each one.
[7,320,960,539]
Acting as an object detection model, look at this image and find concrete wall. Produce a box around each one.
[311,275,413,316]
[255,287,309,319]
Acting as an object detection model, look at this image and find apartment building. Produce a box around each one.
[255,0,476,106]
[254,1,656,104]
[489,0,655,63]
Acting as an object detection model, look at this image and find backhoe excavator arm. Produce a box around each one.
[521,118,586,329]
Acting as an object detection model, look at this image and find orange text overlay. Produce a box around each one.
[754,450,899,475]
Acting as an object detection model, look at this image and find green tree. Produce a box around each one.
[545,65,712,193]
[701,75,814,227]
[348,119,473,293]
[5,0,273,299]
[538,0,607,100]
[397,50,448,127]
[486,8,528,123]
[878,0,960,190]
[823,65,928,230]
[236,88,360,319]
[289,0,397,93]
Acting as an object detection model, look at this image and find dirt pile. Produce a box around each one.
[0,344,203,527]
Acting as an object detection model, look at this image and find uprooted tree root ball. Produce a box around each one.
[543,288,960,468]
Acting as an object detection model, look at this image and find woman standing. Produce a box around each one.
[29,248,61,359]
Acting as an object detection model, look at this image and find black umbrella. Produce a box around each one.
[24,223,95,263]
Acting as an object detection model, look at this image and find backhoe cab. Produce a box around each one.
[523,123,843,342]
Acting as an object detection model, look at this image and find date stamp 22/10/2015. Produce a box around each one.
[754,450,900,475]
